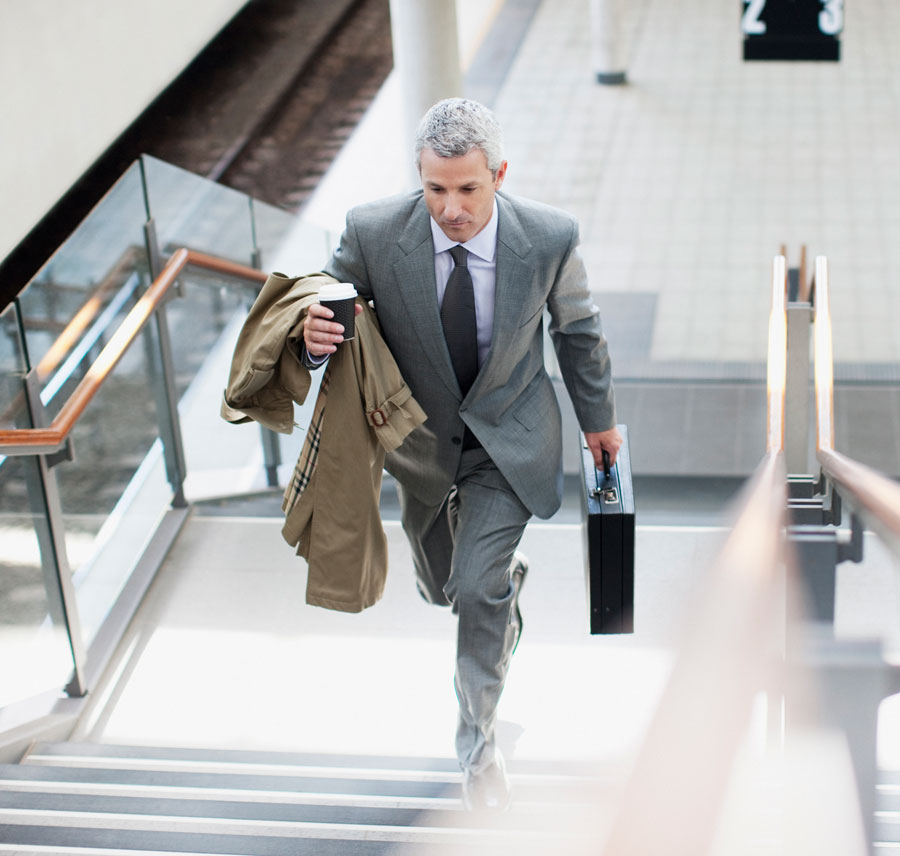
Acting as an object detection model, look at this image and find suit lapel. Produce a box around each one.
[475,195,536,391]
[393,199,461,397]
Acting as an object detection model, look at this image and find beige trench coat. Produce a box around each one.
[222,271,426,612]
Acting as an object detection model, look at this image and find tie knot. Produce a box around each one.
[449,245,469,267]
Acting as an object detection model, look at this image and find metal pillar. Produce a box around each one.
[389,0,463,185]
[591,0,627,84]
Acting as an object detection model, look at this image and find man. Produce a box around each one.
[304,98,621,811]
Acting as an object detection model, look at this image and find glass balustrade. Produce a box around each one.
[49,330,174,645]
[0,155,326,717]
[164,269,263,500]
[16,163,150,425]
[142,155,256,265]
[0,301,77,707]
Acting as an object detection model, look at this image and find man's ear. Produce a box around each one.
[494,160,509,189]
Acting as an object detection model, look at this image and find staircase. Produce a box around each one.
[0,742,607,855]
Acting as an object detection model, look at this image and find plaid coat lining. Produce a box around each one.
[283,365,330,514]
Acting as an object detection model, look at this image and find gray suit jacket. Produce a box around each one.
[324,190,615,519]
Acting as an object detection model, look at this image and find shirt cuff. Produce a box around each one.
[301,346,330,369]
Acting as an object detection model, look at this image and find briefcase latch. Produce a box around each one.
[592,485,619,504]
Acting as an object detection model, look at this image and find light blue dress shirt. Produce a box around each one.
[430,199,498,368]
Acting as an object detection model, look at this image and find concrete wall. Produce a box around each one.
[0,0,248,261]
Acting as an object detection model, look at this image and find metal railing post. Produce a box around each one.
[20,370,88,697]
[143,222,188,507]
[786,476,850,625]
[246,212,280,487]
[785,301,812,474]
[260,425,282,487]
[789,631,887,855]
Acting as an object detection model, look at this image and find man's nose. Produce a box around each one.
[444,194,463,220]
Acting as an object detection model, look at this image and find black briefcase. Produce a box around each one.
[580,425,635,634]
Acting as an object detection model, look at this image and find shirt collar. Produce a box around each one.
[430,198,498,263]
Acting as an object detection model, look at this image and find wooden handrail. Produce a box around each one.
[602,253,791,854]
[602,253,795,854]
[0,249,266,456]
[602,450,786,856]
[814,255,835,454]
[813,254,900,554]
[798,244,810,302]
[766,255,787,454]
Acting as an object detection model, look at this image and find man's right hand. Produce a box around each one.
[584,426,623,470]
[303,302,362,356]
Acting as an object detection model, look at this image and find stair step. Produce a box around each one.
[0,825,529,856]
[0,743,605,855]
[0,766,597,806]
[0,817,578,855]
[0,791,449,827]
[22,755,465,784]
[28,742,458,770]
[0,807,555,841]
[0,777,457,811]
[27,741,602,778]
[0,789,584,829]
[0,764,459,800]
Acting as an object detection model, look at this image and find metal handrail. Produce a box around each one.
[0,249,266,456]
[813,255,900,554]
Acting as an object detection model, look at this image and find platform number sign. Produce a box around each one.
[742,0,843,61]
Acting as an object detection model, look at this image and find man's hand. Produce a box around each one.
[303,302,363,356]
[585,426,623,470]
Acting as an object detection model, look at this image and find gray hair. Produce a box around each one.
[414,98,504,176]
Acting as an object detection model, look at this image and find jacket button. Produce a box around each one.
[451,436,462,445]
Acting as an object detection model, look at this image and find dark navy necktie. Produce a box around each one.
[440,245,478,395]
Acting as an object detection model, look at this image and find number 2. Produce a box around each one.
[819,0,843,35]
[742,0,767,35]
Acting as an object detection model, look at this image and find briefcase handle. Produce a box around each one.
[591,450,613,490]
[589,449,618,505]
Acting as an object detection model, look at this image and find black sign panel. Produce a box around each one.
[742,0,843,61]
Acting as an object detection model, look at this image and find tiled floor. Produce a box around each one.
[297,0,900,368]
[83,516,715,763]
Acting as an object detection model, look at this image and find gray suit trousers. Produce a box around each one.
[397,446,530,773]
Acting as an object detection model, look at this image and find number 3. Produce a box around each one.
[819,0,843,35]
[742,0,766,35]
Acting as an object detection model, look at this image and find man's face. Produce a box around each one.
[419,147,508,244]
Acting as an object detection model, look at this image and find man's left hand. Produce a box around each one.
[585,427,623,470]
